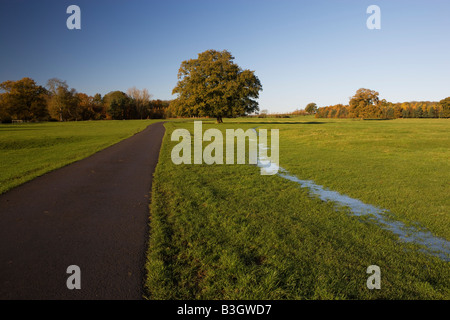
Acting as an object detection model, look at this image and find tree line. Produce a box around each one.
[3,77,447,124]
[0,77,171,123]
[315,88,450,119]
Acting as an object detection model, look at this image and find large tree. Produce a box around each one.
[349,88,380,119]
[103,91,131,120]
[438,97,450,118]
[305,102,318,114]
[0,93,9,123]
[46,78,80,121]
[171,49,262,123]
[127,87,152,119]
[0,77,49,121]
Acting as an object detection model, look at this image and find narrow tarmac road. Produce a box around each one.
[0,121,166,300]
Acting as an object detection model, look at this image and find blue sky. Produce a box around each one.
[1,0,449,113]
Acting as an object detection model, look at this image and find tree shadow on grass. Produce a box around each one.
[227,121,330,125]
[0,126,41,132]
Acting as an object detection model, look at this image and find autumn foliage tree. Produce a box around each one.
[171,49,262,123]
[439,97,450,118]
[348,88,380,118]
[76,93,107,120]
[0,76,171,122]
[315,88,449,119]
[0,77,49,121]
[46,78,81,121]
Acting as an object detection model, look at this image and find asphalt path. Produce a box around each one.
[0,121,166,300]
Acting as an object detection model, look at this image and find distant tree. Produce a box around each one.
[46,78,67,95]
[164,101,178,119]
[46,78,80,121]
[258,109,268,118]
[0,77,49,121]
[104,91,130,120]
[91,93,106,120]
[171,49,262,123]
[427,106,436,118]
[76,93,101,120]
[149,99,170,119]
[0,93,11,123]
[402,108,410,118]
[290,109,307,116]
[349,88,380,118]
[386,106,394,119]
[305,103,318,114]
[438,97,450,118]
[315,96,442,119]
[127,87,152,119]
[394,104,403,118]
[414,106,423,118]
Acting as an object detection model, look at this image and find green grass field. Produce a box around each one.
[145,117,449,299]
[0,120,158,194]
[276,117,450,241]
[1,117,448,299]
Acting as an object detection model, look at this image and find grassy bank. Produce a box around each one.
[145,119,449,300]
[0,120,158,194]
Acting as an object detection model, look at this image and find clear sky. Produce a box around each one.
[1,0,449,113]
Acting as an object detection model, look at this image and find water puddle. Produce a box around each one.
[252,128,450,261]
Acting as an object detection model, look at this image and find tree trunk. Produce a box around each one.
[216,116,223,124]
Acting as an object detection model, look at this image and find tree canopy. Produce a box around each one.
[46,78,80,121]
[349,88,380,118]
[171,49,262,123]
[0,77,48,121]
[305,103,318,114]
[103,91,131,120]
[439,97,450,118]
